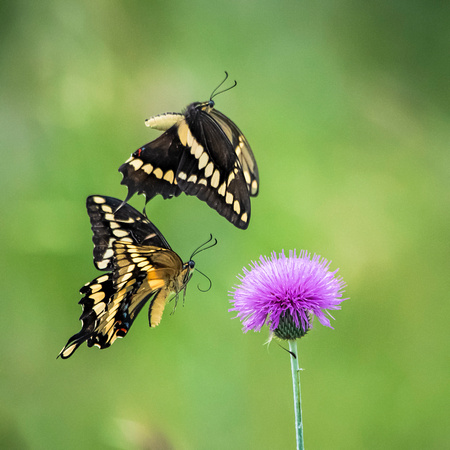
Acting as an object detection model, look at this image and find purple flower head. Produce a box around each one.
[229,250,347,339]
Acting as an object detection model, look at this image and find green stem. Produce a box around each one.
[289,339,304,450]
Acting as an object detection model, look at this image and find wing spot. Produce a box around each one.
[138,261,152,268]
[177,121,189,146]
[226,192,234,204]
[178,171,187,180]
[233,200,241,215]
[198,178,207,186]
[120,237,134,243]
[163,170,175,183]
[130,158,143,170]
[142,163,153,174]
[241,212,248,223]
[92,303,105,315]
[103,249,114,259]
[89,284,102,293]
[127,264,136,272]
[118,263,136,274]
[120,272,133,282]
[97,261,108,270]
[97,275,109,283]
[153,168,163,179]
[204,162,214,177]
[187,128,195,147]
[101,205,113,213]
[89,291,106,303]
[198,152,209,170]
[243,171,251,185]
[187,174,197,183]
[251,179,258,194]
[61,344,77,358]
[228,172,235,185]
[211,170,220,188]
[132,257,147,264]
[92,196,106,204]
[218,182,226,196]
[194,144,204,159]
[113,229,129,238]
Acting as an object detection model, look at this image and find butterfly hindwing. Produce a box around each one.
[114,241,188,326]
[59,196,194,359]
[118,131,183,203]
[59,273,115,359]
[119,98,259,229]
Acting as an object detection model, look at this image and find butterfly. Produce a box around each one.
[58,195,213,359]
[118,72,259,230]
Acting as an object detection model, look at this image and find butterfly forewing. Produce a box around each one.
[59,196,194,359]
[209,108,259,196]
[176,105,254,228]
[118,95,259,229]
[87,195,170,271]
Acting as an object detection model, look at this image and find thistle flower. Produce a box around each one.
[230,249,347,450]
[229,249,346,340]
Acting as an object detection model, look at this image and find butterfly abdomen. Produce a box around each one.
[145,112,184,131]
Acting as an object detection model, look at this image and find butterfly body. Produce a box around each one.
[119,95,259,229]
[59,195,195,359]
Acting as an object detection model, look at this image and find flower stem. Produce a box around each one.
[289,339,304,450]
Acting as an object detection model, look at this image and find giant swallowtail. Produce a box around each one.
[59,195,204,359]
[119,73,259,230]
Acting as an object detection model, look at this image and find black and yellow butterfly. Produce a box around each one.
[59,195,209,359]
[119,73,259,230]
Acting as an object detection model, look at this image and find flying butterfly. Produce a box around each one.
[59,195,215,359]
[119,72,259,230]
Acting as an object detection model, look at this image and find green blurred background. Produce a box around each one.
[1,1,449,449]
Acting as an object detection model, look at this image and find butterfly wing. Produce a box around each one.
[59,273,116,358]
[86,195,170,271]
[175,107,252,229]
[209,108,259,197]
[59,197,189,359]
[112,241,185,329]
[118,130,183,204]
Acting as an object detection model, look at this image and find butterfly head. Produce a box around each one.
[196,100,215,114]
[182,259,196,285]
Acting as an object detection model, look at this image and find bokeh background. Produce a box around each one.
[1,1,449,449]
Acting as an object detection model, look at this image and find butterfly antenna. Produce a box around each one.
[210,71,237,101]
[190,234,218,260]
[195,268,212,292]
